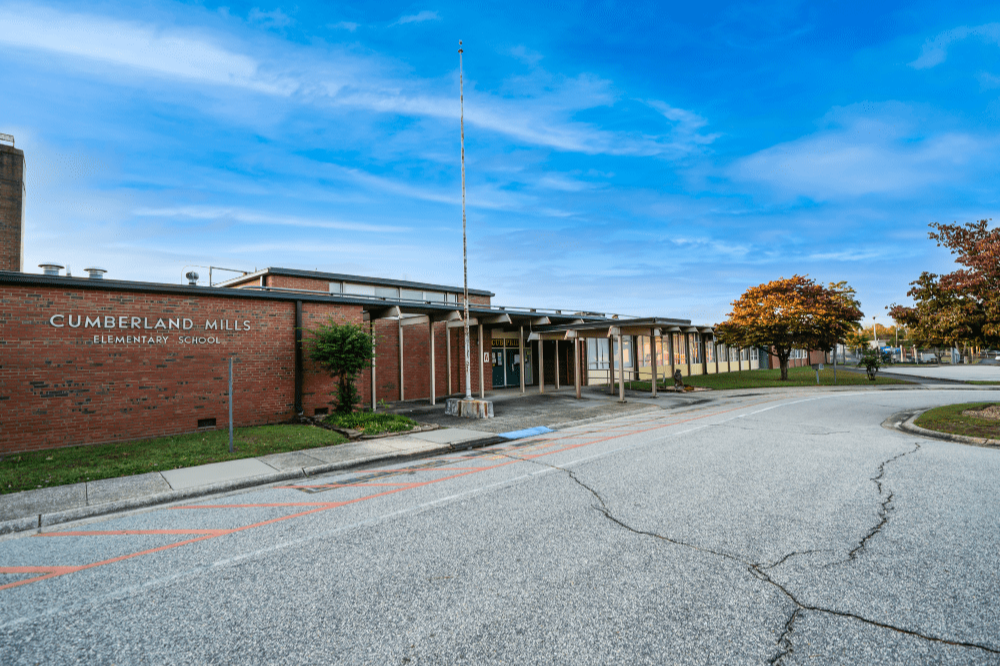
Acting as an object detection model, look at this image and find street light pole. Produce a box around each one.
[459,41,472,400]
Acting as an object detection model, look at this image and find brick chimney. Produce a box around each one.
[0,136,25,272]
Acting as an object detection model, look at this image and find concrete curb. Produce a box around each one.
[0,436,505,537]
[895,410,1000,450]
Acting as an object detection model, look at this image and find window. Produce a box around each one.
[640,336,667,368]
[619,337,633,368]
[424,291,444,302]
[344,283,375,296]
[400,288,422,301]
[328,282,342,294]
[587,338,610,370]
[673,333,686,365]
[375,286,398,299]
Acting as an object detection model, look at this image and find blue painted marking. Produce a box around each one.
[498,426,553,440]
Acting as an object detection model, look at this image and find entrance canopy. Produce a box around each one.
[526,317,714,341]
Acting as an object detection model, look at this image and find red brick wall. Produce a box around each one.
[0,145,25,273]
[767,349,828,369]
[269,275,329,292]
[300,301,365,415]
[0,284,363,453]
[0,281,495,452]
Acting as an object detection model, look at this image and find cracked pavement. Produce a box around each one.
[1,387,999,664]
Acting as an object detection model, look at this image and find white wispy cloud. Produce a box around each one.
[727,105,997,200]
[394,10,440,25]
[134,206,409,233]
[910,22,1000,69]
[0,3,297,95]
[248,8,292,29]
[0,4,712,158]
[509,45,543,66]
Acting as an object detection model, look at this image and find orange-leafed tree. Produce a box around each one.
[715,276,864,381]
[889,219,1000,349]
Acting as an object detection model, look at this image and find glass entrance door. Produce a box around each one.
[505,344,521,387]
[491,341,506,387]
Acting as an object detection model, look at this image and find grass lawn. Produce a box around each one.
[324,411,418,435]
[620,365,911,391]
[966,381,1000,385]
[0,424,347,495]
[915,403,1000,440]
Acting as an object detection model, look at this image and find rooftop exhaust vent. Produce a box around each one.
[84,267,107,279]
[185,271,199,286]
[39,262,63,276]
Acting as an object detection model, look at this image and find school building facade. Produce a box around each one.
[0,140,834,455]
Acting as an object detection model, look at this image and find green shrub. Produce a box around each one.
[308,320,374,413]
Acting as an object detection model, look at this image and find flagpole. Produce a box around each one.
[460,40,472,400]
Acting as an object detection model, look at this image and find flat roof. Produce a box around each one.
[220,267,494,297]
[0,272,597,326]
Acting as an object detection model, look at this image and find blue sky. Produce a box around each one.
[2,1,998,323]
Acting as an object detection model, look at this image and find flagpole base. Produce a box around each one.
[445,398,494,419]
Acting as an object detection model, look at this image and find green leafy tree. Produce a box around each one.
[308,320,374,413]
[716,276,864,381]
[889,219,1000,350]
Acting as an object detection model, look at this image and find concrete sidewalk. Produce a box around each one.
[0,427,500,536]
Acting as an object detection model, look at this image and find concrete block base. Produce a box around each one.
[445,398,494,419]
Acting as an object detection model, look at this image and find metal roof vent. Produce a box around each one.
[84,267,107,280]
[185,271,199,286]
[39,262,64,276]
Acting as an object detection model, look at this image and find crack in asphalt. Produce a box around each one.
[499,444,1000,659]
[748,563,999,656]
[841,442,921,564]
[769,607,799,665]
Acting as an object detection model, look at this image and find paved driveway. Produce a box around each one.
[884,364,1000,382]
[1,387,998,664]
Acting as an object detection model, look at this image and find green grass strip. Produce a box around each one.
[324,411,418,435]
[621,365,911,391]
[0,424,347,495]
[915,403,1000,440]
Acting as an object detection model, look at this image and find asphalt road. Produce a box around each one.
[1,386,999,665]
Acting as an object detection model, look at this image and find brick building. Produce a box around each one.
[0,143,779,455]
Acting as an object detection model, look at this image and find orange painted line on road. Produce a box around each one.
[176,503,339,509]
[0,396,783,593]
[520,397,780,460]
[350,466,490,473]
[0,566,83,574]
[277,482,420,489]
[0,565,86,592]
[39,529,230,537]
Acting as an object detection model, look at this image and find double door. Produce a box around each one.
[491,340,532,388]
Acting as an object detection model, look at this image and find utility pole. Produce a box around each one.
[459,41,471,400]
